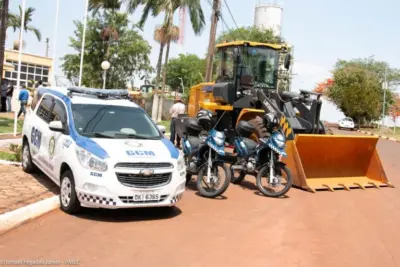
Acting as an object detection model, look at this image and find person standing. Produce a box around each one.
[6,84,14,112]
[169,96,186,147]
[17,84,29,119]
[0,80,8,112]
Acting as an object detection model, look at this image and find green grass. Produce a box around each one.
[158,120,171,133]
[0,118,23,134]
[363,127,400,140]
[0,151,18,162]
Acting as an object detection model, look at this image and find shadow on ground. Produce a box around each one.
[74,206,182,222]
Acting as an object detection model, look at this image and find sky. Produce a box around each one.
[5,0,400,123]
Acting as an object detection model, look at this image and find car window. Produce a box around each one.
[36,95,54,124]
[71,104,162,139]
[50,99,67,123]
[31,90,43,111]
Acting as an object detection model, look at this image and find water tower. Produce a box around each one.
[254,1,283,38]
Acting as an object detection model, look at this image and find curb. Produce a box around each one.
[357,130,400,143]
[0,159,21,166]
[0,195,59,235]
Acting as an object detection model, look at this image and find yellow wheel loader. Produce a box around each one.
[175,41,393,192]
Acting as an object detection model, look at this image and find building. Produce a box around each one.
[254,2,283,38]
[2,49,53,87]
[1,49,53,112]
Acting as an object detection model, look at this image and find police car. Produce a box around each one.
[21,87,186,214]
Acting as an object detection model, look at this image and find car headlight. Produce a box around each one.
[177,153,185,171]
[272,132,286,148]
[76,146,108,172]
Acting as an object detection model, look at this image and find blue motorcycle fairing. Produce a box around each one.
[206,129,225,156]
[267,141,287,157]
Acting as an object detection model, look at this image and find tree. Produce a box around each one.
[138,0,205,121]
[165,53,205,93]
[389,94,400,132]
[324,58,398,125]
[216,26,281,44]
[61,11,153,88]
[8,5,41,50]
[0,0,9,85]
[313,78,333,95]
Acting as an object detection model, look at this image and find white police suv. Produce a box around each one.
[21,87,186,214]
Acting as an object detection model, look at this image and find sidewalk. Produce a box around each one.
[0,165,58,215]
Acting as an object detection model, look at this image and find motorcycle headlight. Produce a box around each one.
[177,152,185,171]
[272,133,286,148]
[76,146,108,172]
[212,131,225,146]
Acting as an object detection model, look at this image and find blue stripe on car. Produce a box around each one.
[38,88,109,159]
[161,138,179,159]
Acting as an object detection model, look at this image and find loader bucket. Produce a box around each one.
[283,134,393,192]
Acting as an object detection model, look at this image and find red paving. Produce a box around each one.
[0,129,399,267]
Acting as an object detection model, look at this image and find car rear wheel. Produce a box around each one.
[21,141,37,173]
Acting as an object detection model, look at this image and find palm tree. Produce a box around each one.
[0,0,10,84]
[138,0,205,121]
[156,24,179,121]
[8,5,41,50]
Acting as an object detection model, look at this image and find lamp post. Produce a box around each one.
[101,60,110,89]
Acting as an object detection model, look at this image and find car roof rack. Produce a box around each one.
[66,87,130,99]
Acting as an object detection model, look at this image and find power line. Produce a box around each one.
[204,0,231,32]
[222,0,239,30]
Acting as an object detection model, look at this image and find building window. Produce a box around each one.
[4,60,51,87]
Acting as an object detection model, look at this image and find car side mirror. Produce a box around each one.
[284,53,292,70]
[157,124,166,134]
[49,121,65,133]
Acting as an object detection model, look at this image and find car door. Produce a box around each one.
[30,94,55,177]
[47,97,69,179]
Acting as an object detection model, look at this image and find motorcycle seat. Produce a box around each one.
[242,137,258,150]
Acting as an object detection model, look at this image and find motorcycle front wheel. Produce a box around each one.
[196,161,231,198]
[256,164,293,198]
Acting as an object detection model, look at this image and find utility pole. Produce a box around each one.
[204,0,221,82]
[45,37,50,57]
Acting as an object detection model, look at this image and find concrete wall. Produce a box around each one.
[144,97,175,121]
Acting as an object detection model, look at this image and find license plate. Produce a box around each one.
[133,192,160,202]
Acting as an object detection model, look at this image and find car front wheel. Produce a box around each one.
[60,170,81,214]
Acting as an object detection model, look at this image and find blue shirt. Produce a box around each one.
[19,89,29,101]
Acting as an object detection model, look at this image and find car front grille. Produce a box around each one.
[116,172,172,188]
[115,162,173,169]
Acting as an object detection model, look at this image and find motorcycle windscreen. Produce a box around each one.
[282,135,393,192]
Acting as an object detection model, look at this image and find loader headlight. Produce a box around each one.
[272,132,286,148]
[76,146,108,172]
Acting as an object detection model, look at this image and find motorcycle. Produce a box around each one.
[182,110,231,198]
[229,114,293,197]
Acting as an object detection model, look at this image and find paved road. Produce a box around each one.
[1,129,400,267]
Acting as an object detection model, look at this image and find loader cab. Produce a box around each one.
[214,41,286,97]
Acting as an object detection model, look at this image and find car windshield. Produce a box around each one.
[71,104,162,139]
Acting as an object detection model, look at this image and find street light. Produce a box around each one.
[101,60,110,89]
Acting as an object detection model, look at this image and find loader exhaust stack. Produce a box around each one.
[283,134,394,192]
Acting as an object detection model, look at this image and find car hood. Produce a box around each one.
[92,138,179,162]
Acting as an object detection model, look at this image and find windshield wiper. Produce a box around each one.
[114,133,160,140]
[81,132,115,138]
